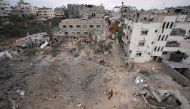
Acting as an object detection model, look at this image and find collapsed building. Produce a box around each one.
[114,5,190,64]
[54,6,66,17]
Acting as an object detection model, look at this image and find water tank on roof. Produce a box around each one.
[113,7,121,13]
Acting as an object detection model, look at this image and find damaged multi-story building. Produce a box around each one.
[67,4,105,19]
[12,0,37,17]
[54,6,66,17]
[0,0,12,24]
[59,18,108,41]
[117,5,190,64]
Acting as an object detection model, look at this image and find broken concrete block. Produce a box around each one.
[40,41,49,49]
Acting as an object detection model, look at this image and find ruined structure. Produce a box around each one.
[0,0,12,23]
[67,4,105,19]
[12,0,37,17]
[59,18,108,41]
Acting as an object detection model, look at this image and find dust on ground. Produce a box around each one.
[0,36,184,109]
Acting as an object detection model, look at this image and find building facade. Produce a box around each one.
[12,0,37,17]
[37,7,55,19]
[121,7,190,63]
[54,6,65,17]
[0,0,12,23]
[59,18,108,41]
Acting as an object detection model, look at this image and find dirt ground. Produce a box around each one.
[0,36,184,109]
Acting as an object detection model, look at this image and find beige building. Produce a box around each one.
[37,7,55,19]
[59,18,108,41]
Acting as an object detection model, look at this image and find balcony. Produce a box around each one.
[170,28,186,36]
[164,41,180,52]
[165,41,180,47]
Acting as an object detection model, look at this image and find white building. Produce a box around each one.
[0,0,12,23]
[121,7,190,63]
[37,7,55,19]
[59,18,108,41]
[112,6,121,20]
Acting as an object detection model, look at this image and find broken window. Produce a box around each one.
[72,32,75,35]
[154,46,157,51]
[158,35,161,41]
[161,47,164,51]
[161,35,165,41]
[157,46,160,51]
[70,25,73,28]
[165,35,168,41]
[77,32,80,35]
[138,41,145,46]
[166,41,180,47]
[82,25,87,28]
[170,22,174,28]
[162,22,166,28]
[170,28,186,36]
[136,52,142,57]
[141,30,148,35]
[76,25,81,28]
[63,25,66,28]
[163,52,168,55]
[90,25,94,28]
[97,25,101,28]
[166,22,170,29]
[84,32,88,35]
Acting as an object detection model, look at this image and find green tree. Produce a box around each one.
[64,9,69,19]
[105,42,113,51]
[46,22,54,41]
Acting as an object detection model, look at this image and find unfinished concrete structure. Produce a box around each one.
[67,4,105,19]
[54,6,66,17]
[59,18,108,41]
[120,6,190,64]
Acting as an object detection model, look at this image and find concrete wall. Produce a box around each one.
[161,64,190,87]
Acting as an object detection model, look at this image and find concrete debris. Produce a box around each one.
[15,33,48,48]
[134,75,144,85]
[29,63,34,66]
[152,90,171,103]
[17,90,25,96]
[0,50,12,61]
[40,41,49,49]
